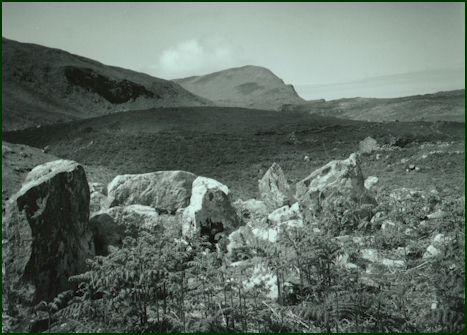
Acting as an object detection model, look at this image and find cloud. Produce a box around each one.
[154,37,240,79]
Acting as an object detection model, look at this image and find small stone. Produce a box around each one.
[408,164,415,170]
[364,176,379,190]
[427,210,447,220]
[414,166,421,172]
[401,158,408,164]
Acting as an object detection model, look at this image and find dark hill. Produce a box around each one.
[2,38,211,131]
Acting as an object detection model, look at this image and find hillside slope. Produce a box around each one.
[4,106,464,199]
[283,89,465,122]
[174,65,305,110]
[2,38,212,131]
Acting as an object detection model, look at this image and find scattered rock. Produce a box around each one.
[182,177,241,242]
[107,170,197,213]
[408,164,416,170]
[423,233,454,259]
[427,210,447,220]
[360,249,405,270]
[359,136,379,154]
[267,203,302,225]
[364,176,379,190]
[258,163,291,210]
[3,160,94,306]
[400,158,409,164]
[295,153,376,222]
[375,153,382,160]
[233,198,268,223]
[381,219,397,231]
[414,166,421,172]
[304,155,310,162]
[226,226,256,258]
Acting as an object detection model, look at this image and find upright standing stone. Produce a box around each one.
[3,160,94,306]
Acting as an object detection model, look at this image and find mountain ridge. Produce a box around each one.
[174,65,305,110]
[2,38,212,131]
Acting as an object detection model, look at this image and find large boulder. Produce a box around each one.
[90,204,164,255]
[295,153,376,222]
[3,160,94,306]
[182,177,241,242]
[258,163,291,210]
[107,171,197,213]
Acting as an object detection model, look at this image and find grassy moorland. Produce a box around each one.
[3,106,464,199]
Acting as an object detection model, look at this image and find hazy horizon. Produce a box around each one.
[2,2,465,100]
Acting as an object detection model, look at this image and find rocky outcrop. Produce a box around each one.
[182,177,241,242]
[258,163,291,210]
[3,160,94,306]
[107,171,197,213]
[90,204,163,255]
[295,153,376,222]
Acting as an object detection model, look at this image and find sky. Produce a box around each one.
[2,2,465,100]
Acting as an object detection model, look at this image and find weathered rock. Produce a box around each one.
[267,203,302,225]
[107,170,197,213]
[427,210,447,220]
[182,177,241,241]
[423,233,454,259]
[364,176,379,190]
[90,204,163,255]
[258,163,291,210]
[360,249,405,270]
[233,198,268,223]
[89,182,106,195]
[359,136,378,154]
[89,191,108,214]
[381,219,397,231]
[3,160,94,306]
[295,153,376,221]
[226,226,257,260]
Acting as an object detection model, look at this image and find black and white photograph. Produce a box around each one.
[1,2,465,333]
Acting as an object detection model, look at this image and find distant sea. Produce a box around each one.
[295,68,465,101]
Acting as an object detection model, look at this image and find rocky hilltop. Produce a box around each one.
[174,65,305,111]
[2,38,212,131]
